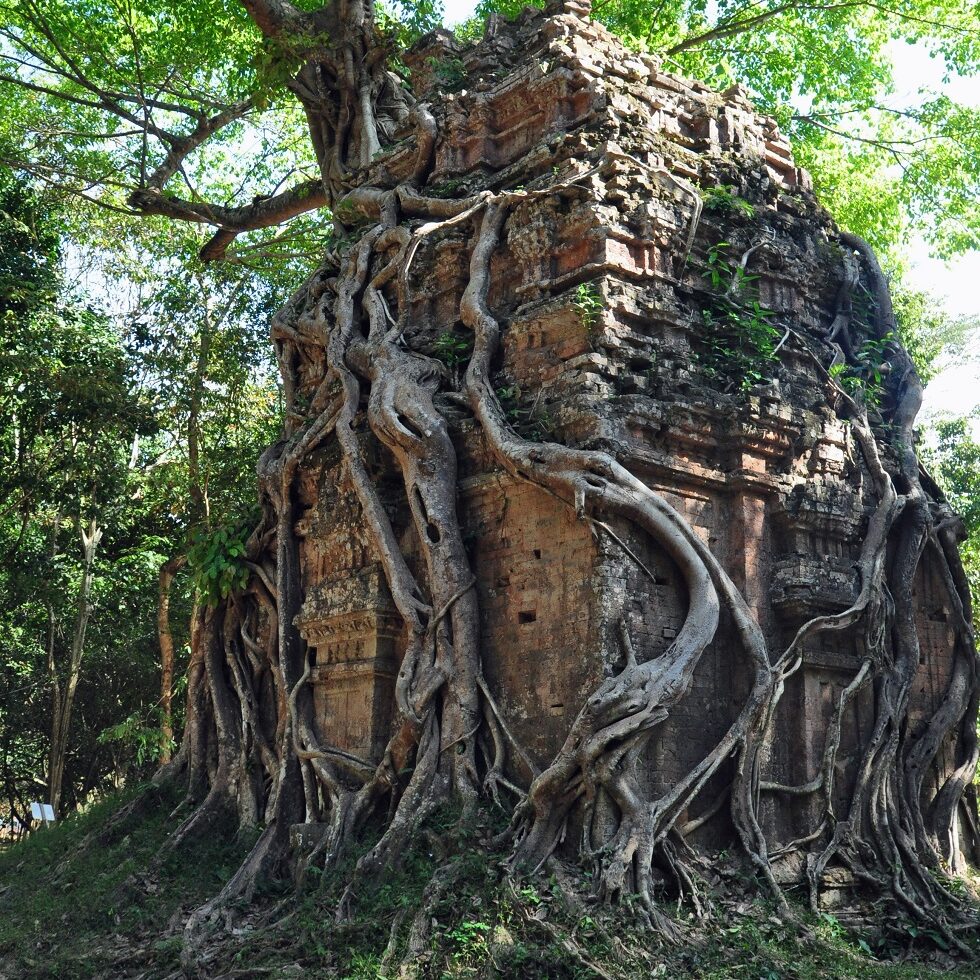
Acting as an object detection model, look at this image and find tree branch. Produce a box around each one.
[794,113,953,150]
[666,3,857,56]
[240,0,309,37]
[128,179,327,261]
[145,99,256,188]
[666,1,973,57]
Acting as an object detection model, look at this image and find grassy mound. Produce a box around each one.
[0,790,976,978]
[0,784,256,978]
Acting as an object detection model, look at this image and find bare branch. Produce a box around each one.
[795,113,964,152]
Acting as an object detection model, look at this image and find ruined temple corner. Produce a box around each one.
[284,7,973,882]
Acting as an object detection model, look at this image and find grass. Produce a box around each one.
[0,782,255,979]
[0,791,976,978]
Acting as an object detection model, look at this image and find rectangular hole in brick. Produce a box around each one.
[533,549,542,559]
[519,610,537,624]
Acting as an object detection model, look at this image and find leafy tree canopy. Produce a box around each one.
[922,412,980,599]
[0,0,976,266]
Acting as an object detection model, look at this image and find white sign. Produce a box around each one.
[29,802,56,825]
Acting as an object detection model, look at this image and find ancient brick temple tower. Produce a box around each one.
[288,6,966,858]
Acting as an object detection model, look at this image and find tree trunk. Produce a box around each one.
[187,290,213,526]
[48,517,102,815]
[158,555,187,764]
[45,510,61,814]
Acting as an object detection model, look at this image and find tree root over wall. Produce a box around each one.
[128,11,980,970]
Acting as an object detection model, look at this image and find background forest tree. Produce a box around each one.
[0,2,977,955]
[0,168,285,823]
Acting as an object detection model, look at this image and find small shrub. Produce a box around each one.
[187,520,251,605]
[432,330,473,368]
[428,177,465,199]
[426,55,466,92]
[702,184,756,218]
[98,707,172,765]
[695,242,780,392]
[829,331,895,408]
[573,281,603,332]
[495,383,554,441]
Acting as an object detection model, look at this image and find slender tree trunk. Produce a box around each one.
[185,274,244,527]
[188,310,212,526]
[45,510,61,814]
[48,517,102,815]
[158,555,187,764]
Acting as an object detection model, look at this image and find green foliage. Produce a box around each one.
[495,384,522,421]
[0,0,328,269]
[893,287,978,384]
[495,383,554,441]
[0,169,60,312]
[0,173,154,516]
[0,168,169,820]
[426,54,467,92]
[251,29,336,104]
[573,281,603,332]
[432,329,473,368]
[702,185,755,218]
[474,0,545,29]
[0,167,284,821]
[186,520,252,606]
[829,332,896,409]
[97,707,173,766]
[378,0,444,48]
[695,242,781,392]
[427,177,466,198]
[921,412,980,601]
[446,918,491,950]
[451,15,487,45]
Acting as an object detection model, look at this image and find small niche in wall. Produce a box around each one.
[519,609,537,624]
